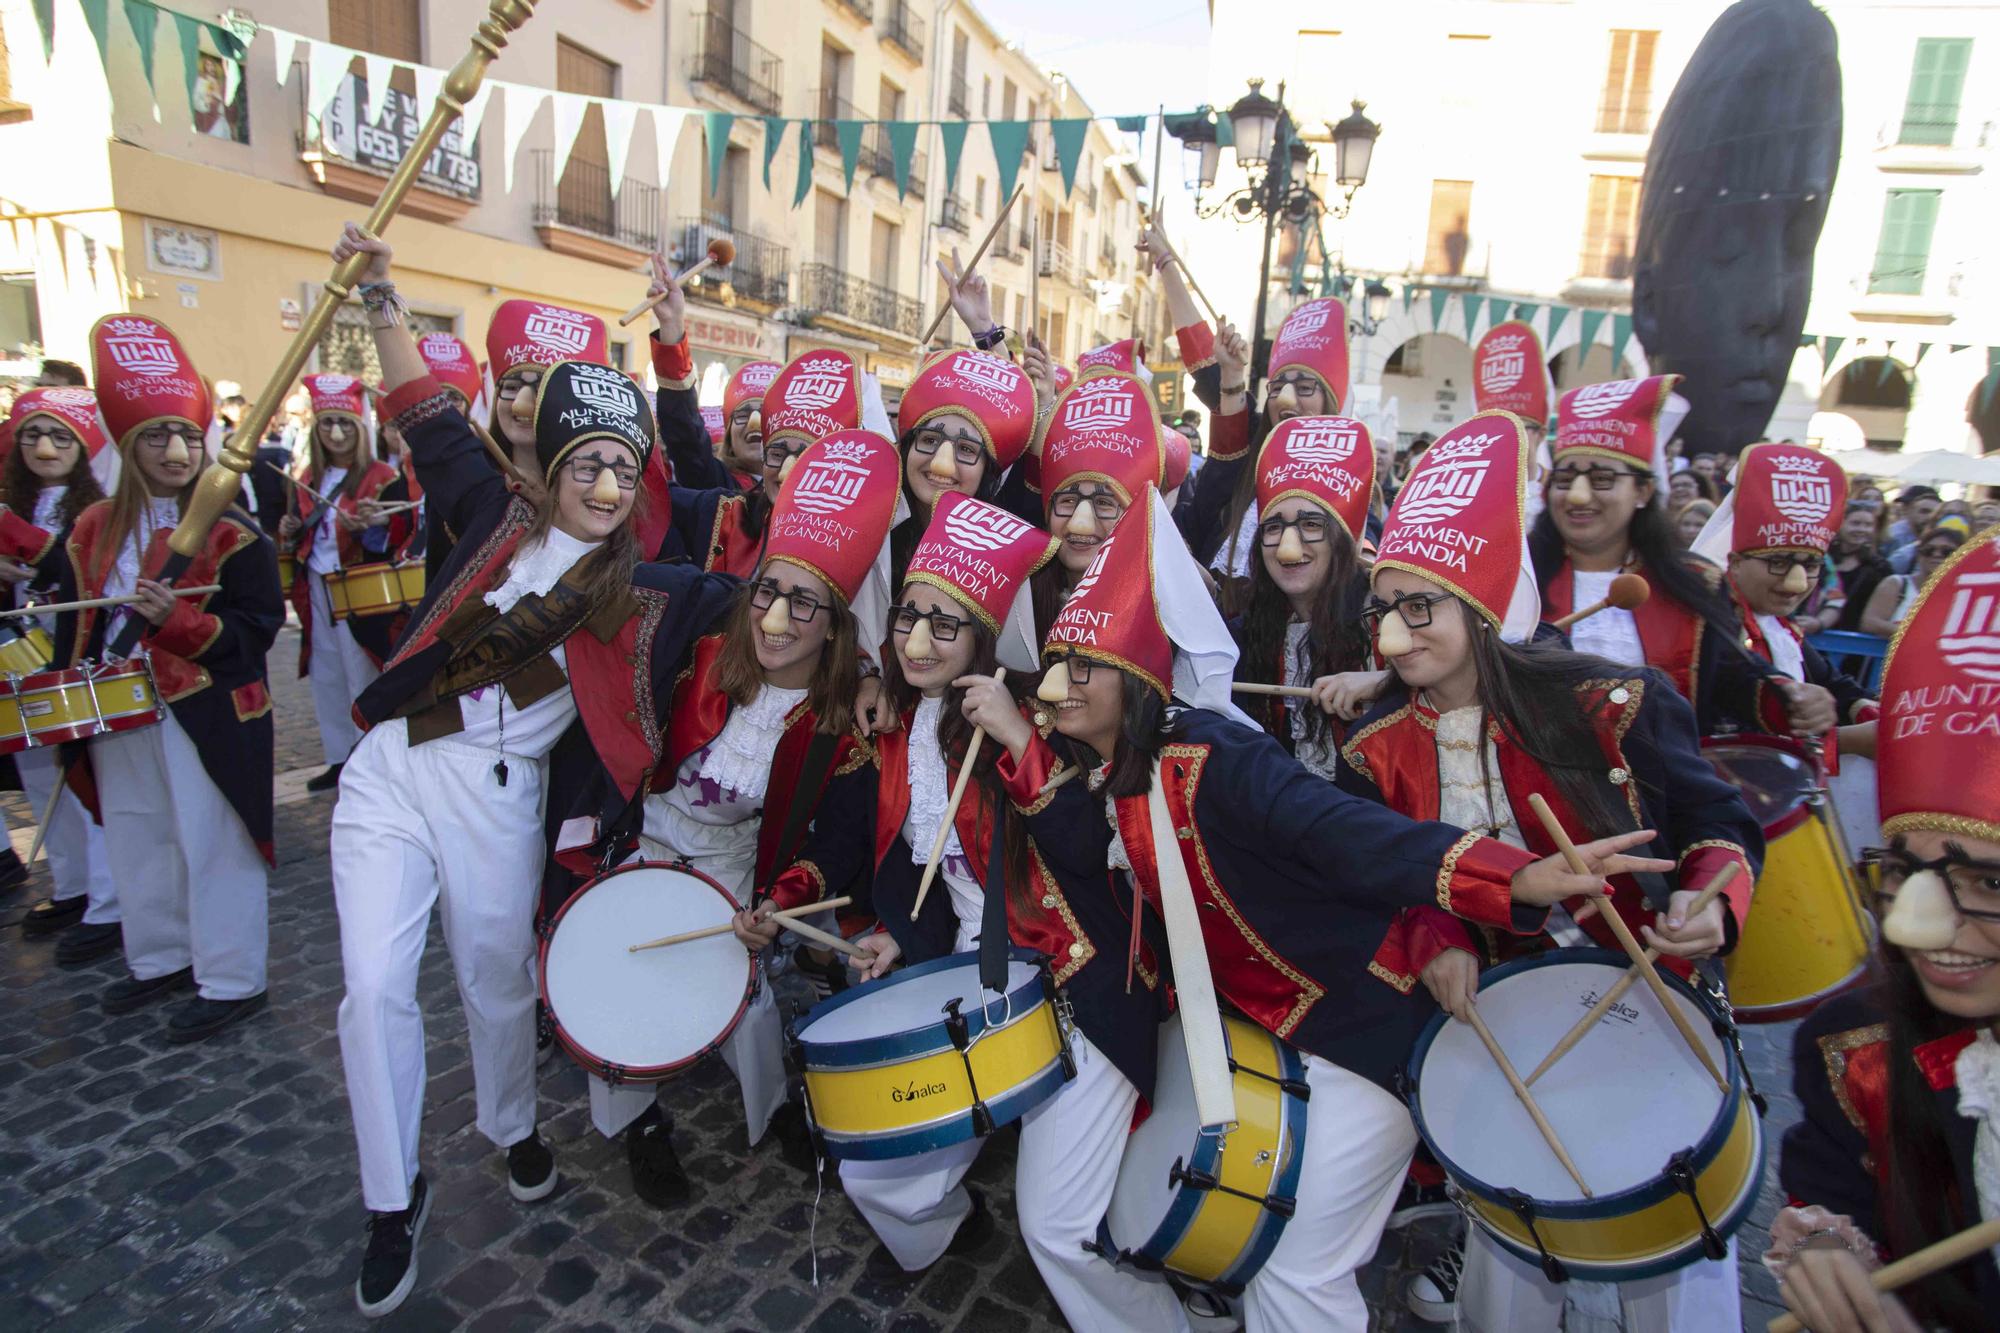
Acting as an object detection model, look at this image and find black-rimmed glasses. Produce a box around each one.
[1860,844,2000,923]
[1258,513,1330,548]
[889,605,967,641]
[1050,489,1123,521]
[749,578,825,623]
[909,431,985,469]
[1360,591,1447,630]
[1549,464,1646,492]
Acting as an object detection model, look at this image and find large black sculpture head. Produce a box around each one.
[1633,0,1841,457]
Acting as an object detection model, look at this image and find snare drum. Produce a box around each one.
[1100,1013,1309,1293]
[1703,735,1875,1021]
[0,657,164,755]
[789,948,1073,1161]
[539,862,755,1084]
[324,560,426,621]
[0,623,53,676]
[1409,951,1764,1283]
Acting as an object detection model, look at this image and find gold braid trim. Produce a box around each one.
[1369,959,1417,994]
[1339,700,1414,785]
[1817,1022,1889,1145]
[1434,829,1484,912]
[1883,812,2000,845]
[1029,844,1095,986]
[1679,838,1748,865]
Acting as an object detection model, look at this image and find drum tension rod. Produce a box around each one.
[941,999,997,1138]
[602,1061,628,1087]
[1225,1057,1311,1102]
[1665,1152,1727,1261]
[1499,1189,1569,1284]
[1700,974,1769,1117]
[1166,1158,1299,1219]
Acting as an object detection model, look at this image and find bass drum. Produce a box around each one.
[539,861,755,1083]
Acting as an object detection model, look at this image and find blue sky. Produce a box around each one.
[979,0,1212,121]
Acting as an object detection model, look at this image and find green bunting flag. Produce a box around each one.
[1510,303,1538,329]
[937,120,969,195]
[793,120,815,207]
[1545,305,1569,344]
[1461,294,1483,341]
[702,112,733,197]
[32,0,57,63]
[1610,314,1634,370]
[1428,287,1450,330]
[1984,348,2000,414]
[1798,334,1818,350]
[1050,118,1089,196]
[762,116,787,189]
[1952,344,1971,355]
[1113,114,1148,133]
[987,121,1030,205]
[123,0,157,98]
[1578,309,1607,355]
[1914,342,1933,367]
[170,10,204,116]
[1820,335,1845,371]
[1878,357,1900,388]
[1402,284,1416,314]
[885,121,920,201]
[77,0,112,70]
[834,120,864,194]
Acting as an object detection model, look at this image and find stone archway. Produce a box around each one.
[1820,356,1912,450]
[1374,332,1474,444]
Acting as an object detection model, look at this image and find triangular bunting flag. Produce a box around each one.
[306,39,354,121]
[937,120,969,194]
[703,110,734,197]
[1461,294,1482,341]
[1402,284,1416,314]
[361,52,395,126]
[834,120,865,194]
[170,10,204,119]
[1914,342,1933,367]
[1050,118,1090,196]
[885,121,920,201]
[1952,343,1971,355]
[987,121,1031,207]
[762,116,787,189]
[1983,350,2000,415]
[1578,308,1607,353]
[413,64,444,128]
[268,28,298,87]
[208,17,244,62]
[78,0,112,70]
[1511,302,1538,327]
[548,93,589,195]
[1545,305,1569,343]
[1113,113,1147,133]
[1820,335,1845,371]
[793,119,815,207]
[460,80,495,149]
[1610,313,1634,369]
[122,1,157,100]
[1428,287,1449,330]
[1878,358,1899,388]
[652,108,688,205]
[31,0,56,64]
[602,99,640,198]
[500,82,547,193]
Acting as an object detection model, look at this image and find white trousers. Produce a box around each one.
[17,745,118,923]
[583,831,787,1143]
[308,573,378,766]
[1240,1054,1417,1333]
[93,712,266,998]
[333,721,543,1212]
[1460,1225,1743,1332]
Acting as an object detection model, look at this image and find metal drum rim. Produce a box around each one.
[789,945,1050,1066]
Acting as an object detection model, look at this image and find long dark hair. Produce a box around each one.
[1238,527,1369,746]
[1089,669,1171,800]
[881,600,1032,908]
[1529,499,1739,632]
[520,491,646,619]
[713,572,861,737]
[889,425,1002,578]
[1872,938,1985,1328]
[1,435,104,531]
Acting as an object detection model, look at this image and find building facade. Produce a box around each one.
[1177,0,2000,458]
[0,0,1141,416]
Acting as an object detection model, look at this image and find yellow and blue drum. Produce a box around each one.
[789,947,1073,1161]
[1408,951,1764,1283]
[1098,1013,1309,1293]
[0,623,53,676]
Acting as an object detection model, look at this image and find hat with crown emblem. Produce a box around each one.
[1692,440,1847,564]
[1256,415,1374,546]
[486,300,608,382]
[1268,298,1351,412]
[1473,320,1553,427]
[531,360,656,482]
[1076,338,1151,384]
[906,491,1056,671]
[762,351,863,450]
[1039,372,1165,510]
[7,388,110,459]
[301,372,368,424]
[414,330,482,407]
[1551,374,1688,475]
[90,314,210,445]
[724,360,781,421]
[898,348,1038,470]
[764,428,902,604]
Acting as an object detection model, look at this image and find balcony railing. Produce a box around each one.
[688,10,784,116]
[880,3,925,63]
[948,73,970,118]
[828,0,873,22]
[939,196,971,235]
[675,216,791,307]
[816,93,861,152]
[1038,240,1073,282]
[1867,251,1930,296]
[799,263,922,337]
[533,151,659,251]
[1594,99,1651,135]
[991,229,1019,262]
[862,126,926,198]
[1898,102,1961,146]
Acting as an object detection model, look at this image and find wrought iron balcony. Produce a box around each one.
[939,196,971,235]
[532,151,659,253]
[1898,101,1961,146]
[816,93,862,152]
[880,3,925,63]
[1038,239,1073,282]
[674,216,791,307]
[798,263,922,338]
[862,126,927,198]
[948,74,970,119]
[828,0,874,22]
[688,9,784,116]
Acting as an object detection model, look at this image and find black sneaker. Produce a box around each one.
[506,1131,556,1203]
[102,967,194,1015]
[944,1187,993,1257]
[54,921,122,967]
[0,846,27,894]
[536,999,555,1066]
[355,1173,431,1318]
[21,895,86,937]
[305,763,344,793]
[1405,1239,1466,1324]
[766,1100,819,1176]
[1387,1177,1456,1230]
[165,992,268,1044]
[625,1106,688,1209]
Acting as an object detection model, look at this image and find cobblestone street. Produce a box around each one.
[0,622,1800,1330]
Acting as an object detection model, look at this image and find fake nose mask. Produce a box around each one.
[1067,502,1100,537]
[926,442,961,482]
[163,431,191,466]
[1275,523,1306,564]
[904,616,935,662]
[1882,870,1958,950]
[32,437,59,462]
[589,467,623,506]
[1779,561,1811,596]
[1565,474,1593,508]
[1271,381,1300,416]
[1375,608,1415,658]
[777,451,800,485]
[746,409,763,442]
[759,594,793,637]
[1036,658,1072,704]
[509,380,539,422]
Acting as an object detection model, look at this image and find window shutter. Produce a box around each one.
[1870,189,1941,294]
[1901,38,1972,145]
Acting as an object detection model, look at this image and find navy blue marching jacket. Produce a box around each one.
[357,375,740,895]
[638,334,765,578]
[1005,707,1544,1095]
[1780,987,2000,1316]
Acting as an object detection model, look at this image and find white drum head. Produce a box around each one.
[799,955,1038,1045]
[1418,958,1729,1202]
[1104,1013,1200,1250]
[543,864,752,1074]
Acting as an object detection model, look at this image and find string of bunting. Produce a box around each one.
[33,0,248,124]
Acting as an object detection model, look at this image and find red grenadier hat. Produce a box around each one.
[1161,424,1192,495]
[1551,374,1687,476]
[1255,416,1374,548]
[1076,338,1148,382]
[485,299,608,382]
[764,428,902,605]
[700,405,727,449]
[724,360,781,421]
[762,350,863,451]
[898,348,1038,471]
[301,372,368,424]
[1473,320,1553,428]
[905,491,1057,671]
[414,331,482,408]
[89,314,210,445]
[1691,441,1846,572]
[1039,373,1166,512]
[6,388,111,459]
[1268,298,1351,412]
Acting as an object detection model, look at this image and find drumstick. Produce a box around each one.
[1553,573,1650,632]
[618,238,738,327]
[1141,208,1222,326]
[1463,1000,1593,1199]
[920,185,1024,348]
[1523,863,1741,1086]
[626,896,853,953]
[20,761,69,869]
[1526,794,1729,1092]
[265,461,333,507]
[0,585,222,619]
[1766,1217,2000,1333]
[766,909,865,960]
[1231,681,1316,699]
[911,667,1006,921]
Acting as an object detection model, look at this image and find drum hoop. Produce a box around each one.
[1403,947,1745,1220]
[790,945,1047,1059]
[536,859,756,1080]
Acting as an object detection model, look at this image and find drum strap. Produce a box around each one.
[1147,759,1237,1130]
[977,802,1008,994]
[760,731,839,903]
